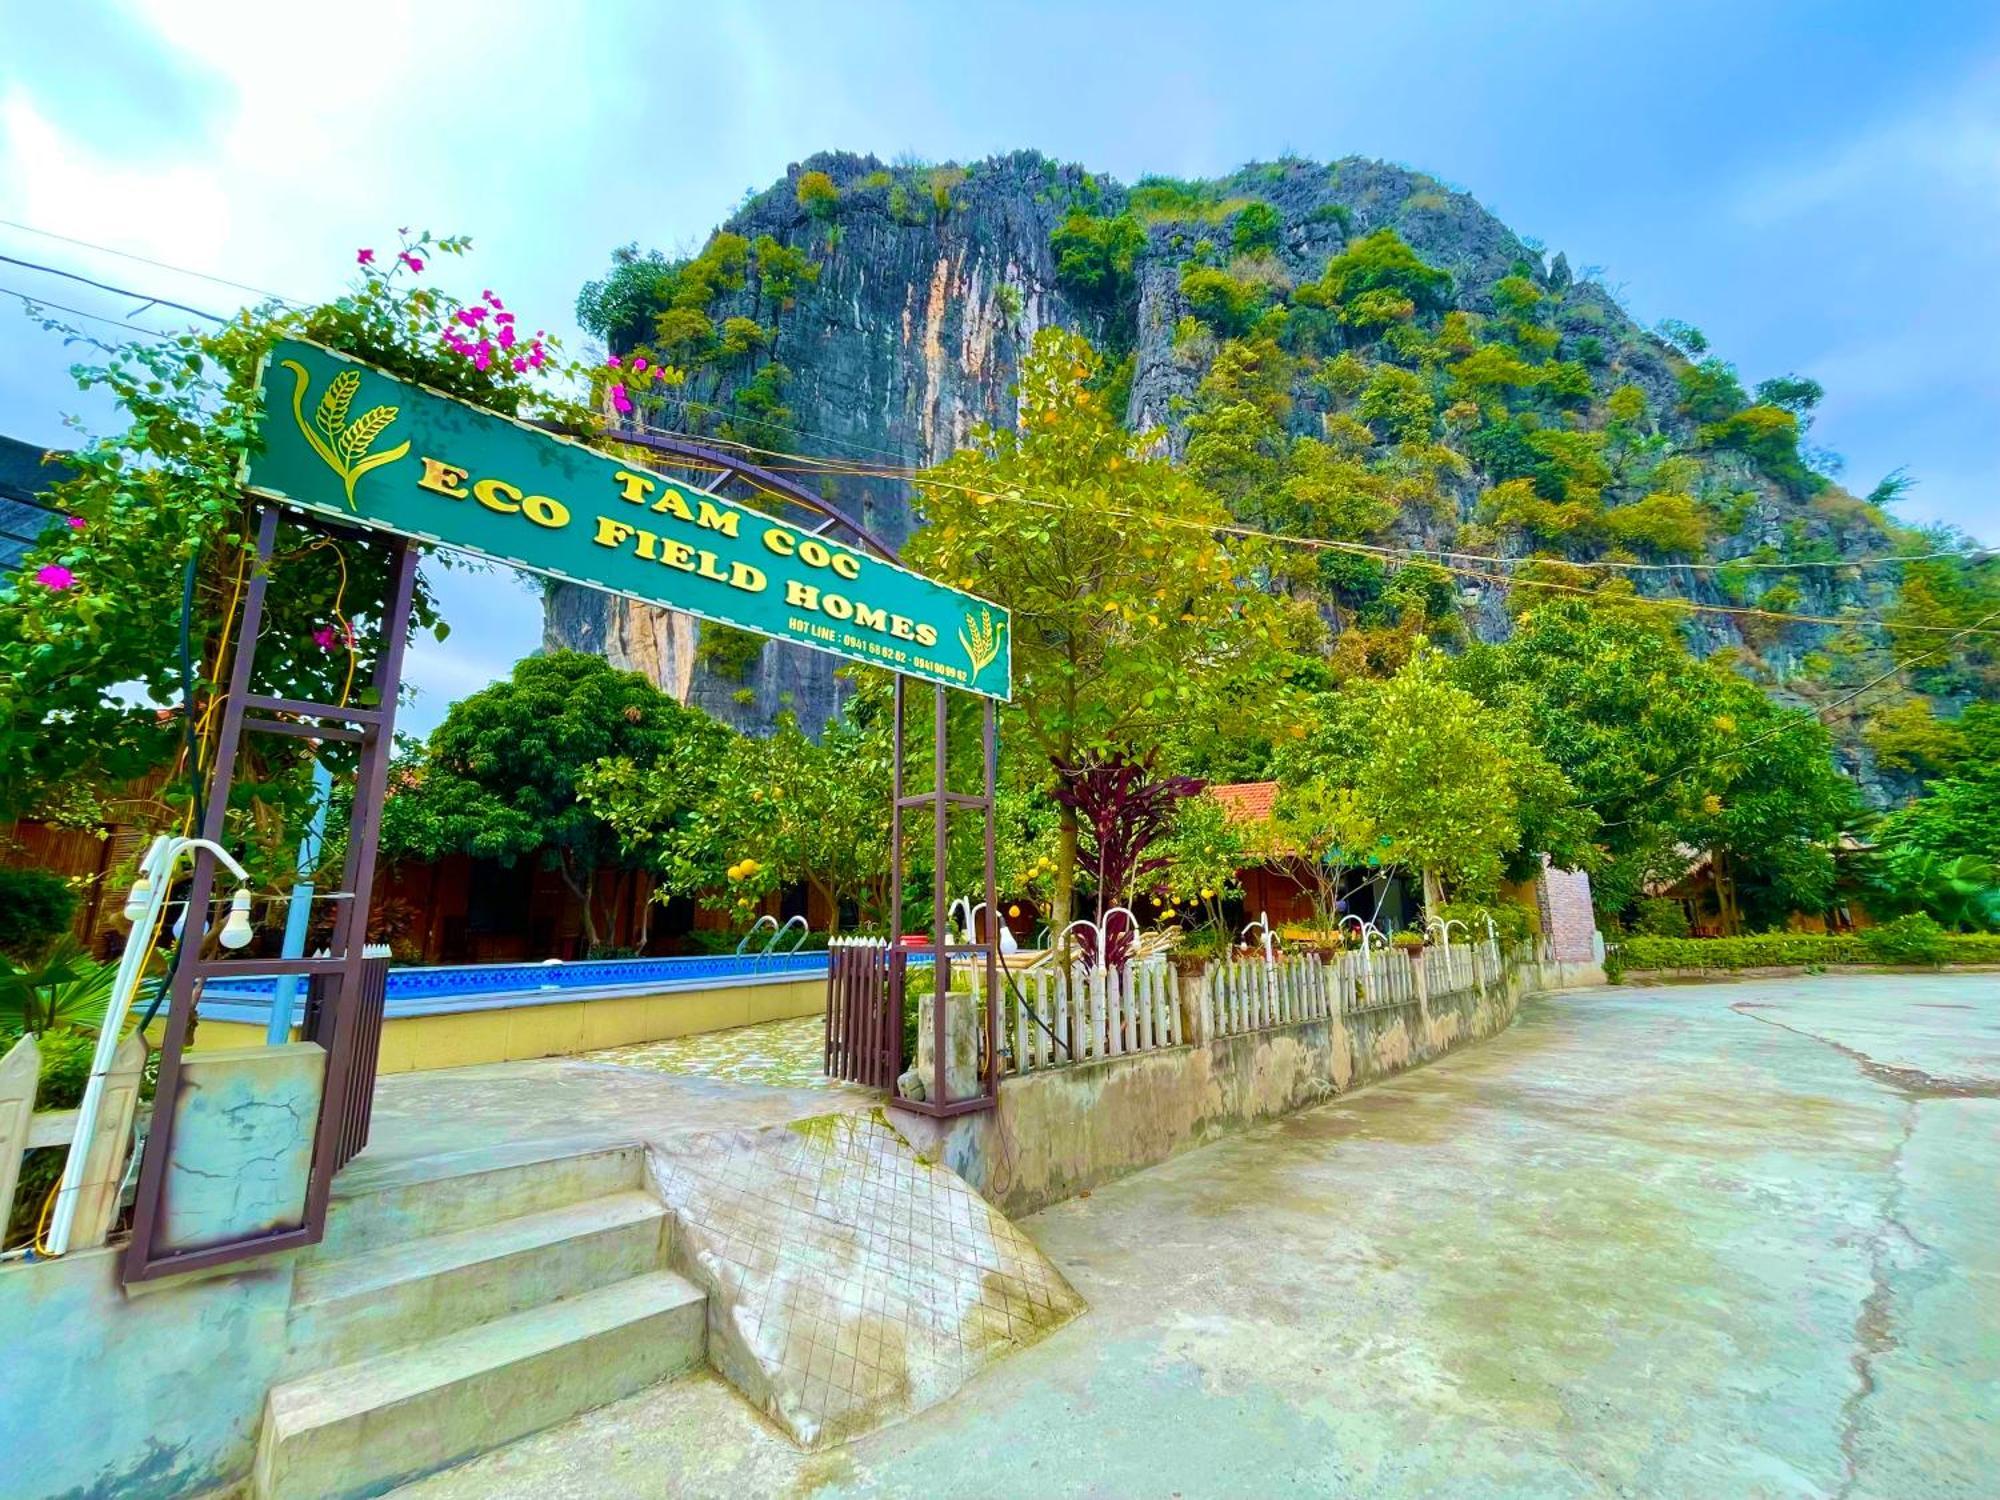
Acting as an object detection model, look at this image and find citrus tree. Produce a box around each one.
[905,327,1310,926]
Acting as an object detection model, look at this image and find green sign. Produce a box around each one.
[242,338,1011,698]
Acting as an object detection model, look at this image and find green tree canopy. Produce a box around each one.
[905,326,1310,924]
[382,651,721,950]
[1277,644,1591,904]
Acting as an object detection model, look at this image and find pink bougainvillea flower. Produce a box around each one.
[610,383,633,414]
[494,310,515,326]
[631,357,648,373]
[356,248,375,265]
[312,626,337,650]
[472,345,492,372]
[497,325,516,350]
[528,344,548,370]
[65,515,86,530]
[35,564,75,590]
[512,357,528,373]
[457,306,486,325]
[605,355,622,370]
[399,252,425,272]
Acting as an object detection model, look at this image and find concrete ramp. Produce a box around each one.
[648,1110,1084,1448]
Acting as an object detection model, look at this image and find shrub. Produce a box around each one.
[0,866,75,960]
[1860,913,1951,967]
[1178,264,1270,336]
[1615,928,2000,972]
[1356,367,1435,444]
[1231,201,1282,255]
[1605,492,1708,558]
[1050,209,1145,308]
[1630,898,1690,938]
[795,170,840,219]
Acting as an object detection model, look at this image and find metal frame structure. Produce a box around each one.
[884,678,1000,1117]
[124,507,417,1283]
[627,428,1004,1116]
[120,437,1000,1281]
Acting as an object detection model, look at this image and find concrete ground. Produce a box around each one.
[390,975,1999,1499]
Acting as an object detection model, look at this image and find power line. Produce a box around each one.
[633,416,1999,641]
[1581,608,2000,816]
[633,413,1991,580]
[0,284,175,339]
[0,216,302,304]
[0,252,228,324]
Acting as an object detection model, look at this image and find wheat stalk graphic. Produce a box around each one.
[958,607,1004,684]
[284,359,411,509]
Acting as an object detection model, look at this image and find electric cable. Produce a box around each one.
[0,253,228,323]
[0,216,302,303]
[0,284,174,339]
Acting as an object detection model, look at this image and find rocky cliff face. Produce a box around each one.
[550,149,1906,795]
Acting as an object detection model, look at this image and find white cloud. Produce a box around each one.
[1735,63,2000,243]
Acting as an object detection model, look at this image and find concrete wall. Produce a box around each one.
[0,1246,293,1500]
[192,975,827,1074]
[904,963,1542,1219]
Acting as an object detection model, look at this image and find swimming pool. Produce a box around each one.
[200,950,835,1022]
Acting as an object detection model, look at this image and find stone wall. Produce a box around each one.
[0,1246,295,1500]
[900,959,1554,1219]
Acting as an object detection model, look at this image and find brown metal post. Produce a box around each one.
[931,684,950,1105]
[302,537,417,1231]
[890,677,904,943]
[983,695,999,1101]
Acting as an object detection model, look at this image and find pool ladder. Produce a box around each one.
[735,914,812,961]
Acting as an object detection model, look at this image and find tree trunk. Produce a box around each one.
[558,855,600,953]
[1422,867,1445,914]
[1053,804,1079,936]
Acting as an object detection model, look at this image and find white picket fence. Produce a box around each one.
[962,938,1509,1078]
[967,958,1183,1074]
[0,1031,147,1254]
[1207,938,1504,1036]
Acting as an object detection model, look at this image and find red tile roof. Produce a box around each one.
[1209,780,1280,826]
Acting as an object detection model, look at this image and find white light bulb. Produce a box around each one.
[122,872,154,924]
[219,888,254,951]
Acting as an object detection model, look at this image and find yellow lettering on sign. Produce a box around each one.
[853,604,887,631]
[592,517,635,549]
[660,538,697,572]
[830,552,861,580]
[915,623,939,647]
[696,499,740,537]
[785,579,818,608]
[652,488,695,524]
[521,493,569,529]
[730,562,766,593]
[417,456,470,499]
[613,469,657,505]
[473,477,521,515]
[763,526,796,559]
[890,616,915,640]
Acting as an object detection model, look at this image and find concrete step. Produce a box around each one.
[313,1141,645,1262]
[285,1192,669,1374]
[256,1269,706,1500]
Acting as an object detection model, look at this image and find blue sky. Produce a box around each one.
[2,0,1995,733]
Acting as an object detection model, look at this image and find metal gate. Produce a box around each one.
[824,939,901,1089]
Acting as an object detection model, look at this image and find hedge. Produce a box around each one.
[1615,928,2000,974]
